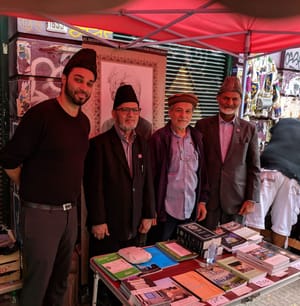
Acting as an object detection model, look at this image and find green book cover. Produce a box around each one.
[93,252,141,281]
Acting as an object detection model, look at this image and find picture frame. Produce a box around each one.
[82,42,167,138]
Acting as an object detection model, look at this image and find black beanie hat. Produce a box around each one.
[113,84,139,109]
[63,48,97,80]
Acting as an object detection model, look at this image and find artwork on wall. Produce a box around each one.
[82,42,167,138]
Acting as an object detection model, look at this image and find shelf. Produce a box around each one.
[0,280,22,295]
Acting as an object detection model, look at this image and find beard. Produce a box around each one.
[65,83,90,106]
[118,123,137,132]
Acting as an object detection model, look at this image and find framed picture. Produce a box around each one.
[82,42,167,138]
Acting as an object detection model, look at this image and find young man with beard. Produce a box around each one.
[0,48,97,306]
[147,93,209,243]
[84,84,155,299]
[195,76,260,230]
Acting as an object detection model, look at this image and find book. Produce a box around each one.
[220,221,244,232]
[135,246,178,275]
[216,256,267,282]
[220,230,248,252]
[258,240,300,265]
[156,240,198,262]
[196,264,248,292]
[154,277,200,305]
[172,271,224,301]
[177,222,222,252]
[219,221,263,243]
[236,243,290,274]
[92,252,141,281]
[131,287,171,306]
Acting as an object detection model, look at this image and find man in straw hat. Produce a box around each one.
[0,48,97,306]
[147,92,209,243]
[195,76,260,230]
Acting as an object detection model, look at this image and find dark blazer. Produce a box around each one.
[83,127,155,241]
[195,115,260,215]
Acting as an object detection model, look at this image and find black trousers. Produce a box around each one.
[19,205,77,306]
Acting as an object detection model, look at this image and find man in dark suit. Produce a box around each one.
[195,76,260,230]
[84,83,155,254]
[84,84,155,304]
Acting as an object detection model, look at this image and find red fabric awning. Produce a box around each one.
[1,0,300,57]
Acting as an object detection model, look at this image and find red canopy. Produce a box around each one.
[2,0,300,57]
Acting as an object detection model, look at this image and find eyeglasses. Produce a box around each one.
[116,107,141,114]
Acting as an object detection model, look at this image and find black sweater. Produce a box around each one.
[0,99,90,204]
[261,118,300,183]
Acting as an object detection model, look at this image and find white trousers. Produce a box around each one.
[245,169,300,236]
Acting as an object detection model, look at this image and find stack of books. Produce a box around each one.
[218,230,249,252]
[259,240,300,266]
[120,276,157,300]
[236,243,290,275]
[176,222,223,258]
[216,255,267,282]
[220,221,263,244]
[120,276,171,305]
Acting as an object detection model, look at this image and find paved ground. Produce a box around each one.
[237,278,300,306]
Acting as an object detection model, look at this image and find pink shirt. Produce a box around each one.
[219,115,234,162]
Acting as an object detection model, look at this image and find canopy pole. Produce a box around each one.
[239,31,251,118]
[239,55,248,118]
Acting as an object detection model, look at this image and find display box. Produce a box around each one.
[8,37,80,78]
[177,222,222,253]
[0,250,21,285]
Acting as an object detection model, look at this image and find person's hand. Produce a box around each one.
[91,224,109,240]
[239,200,255,215]
[139,219,153,234]
[196,202,207,221]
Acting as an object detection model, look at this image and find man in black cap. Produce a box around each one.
[84,84,155,298]
[147,93,209,243]
[0,48,97,306]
